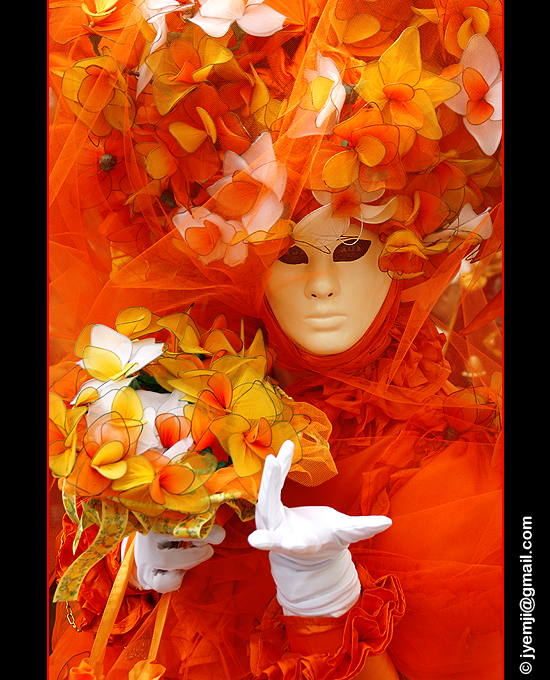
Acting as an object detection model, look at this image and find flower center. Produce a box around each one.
[383,82,415,102]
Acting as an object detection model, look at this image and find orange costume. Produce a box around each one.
[48,1,503,679]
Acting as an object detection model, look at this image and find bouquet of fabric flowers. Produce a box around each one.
[49,305,320,601]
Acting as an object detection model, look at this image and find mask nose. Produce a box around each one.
[304,265,340,299]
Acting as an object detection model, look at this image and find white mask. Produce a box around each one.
[265,221,391,356]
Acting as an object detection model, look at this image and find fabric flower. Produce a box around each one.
[173,357,304,478]
[49,0,142,46]
[66,386,146,495]
[65,129,144,211]
[174,206,247,266]
[423,203,493,255]
[75,323,165,385]
[177,131,291,260]
[145,28,235,115]
[49,393,87,478]
[111,450,216,516]
[354,27,461,139]
[318,105,416,192]
[293,187,398,246]
[413,0,502,61]
[58,47,136,136]
[136,0,184,96]
[155,84,241,184]
[444,34,502,155]
[287,53,347,137]
[189,0,288,39]
[379,204,493,279]
[378,229,433,279]
[208,131,287,232]
[134,389,192,457]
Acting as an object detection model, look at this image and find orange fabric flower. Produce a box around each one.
[378,229,431,280]
[111,450,215,516]
[413,0,503,60]
[49,0,143,47]
[330,0,414,58]
[58,47,136,137]
[145,23,236,116]
[320,106,415,192]
[386,173,453,239]
[65,387,144,495]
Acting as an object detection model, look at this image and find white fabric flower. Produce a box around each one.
[189,0,288,39]
[77,324,165,380]
[287,53,347,137]
[445,34,502,155]
[207,131,287,234]
[136,0,183,96]
[423,204,493,245]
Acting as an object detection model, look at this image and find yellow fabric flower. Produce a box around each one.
[49,393,87,478]
[355,27,460,139]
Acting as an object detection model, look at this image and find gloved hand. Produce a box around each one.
[248,441,392,618]
[125,524,226,593]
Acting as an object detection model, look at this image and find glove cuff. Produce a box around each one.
[270,549,361,618]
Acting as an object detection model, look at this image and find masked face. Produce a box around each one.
[265,223,391,356]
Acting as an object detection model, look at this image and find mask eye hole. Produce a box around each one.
[332,239,371,262]
[278,244,309,264]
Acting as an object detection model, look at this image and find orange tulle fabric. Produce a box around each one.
[49,0,502,678]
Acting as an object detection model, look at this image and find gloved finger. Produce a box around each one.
[154,542,215,570]
[275,439,295,478]
[332,516,392,547]
[145,567,186,594]
[247,528,281,551]
[256,441,295,532]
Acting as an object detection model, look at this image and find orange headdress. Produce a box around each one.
[49,0,502,340]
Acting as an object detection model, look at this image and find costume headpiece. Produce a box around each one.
[49,0,502,317]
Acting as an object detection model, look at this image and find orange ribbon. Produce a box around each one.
[89,533,136,678]
[69,535,172,679]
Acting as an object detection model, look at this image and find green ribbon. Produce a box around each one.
[54,500,128,602]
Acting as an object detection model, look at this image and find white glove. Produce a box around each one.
[248,441,392,618]
[125,524,226,593]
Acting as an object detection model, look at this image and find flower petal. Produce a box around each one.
[158,464,195,495]
[111,386,144,422]
[355,135,388,167]
[189,14,233,38]
[485,77,502,119]
[81,346,124,382]
[359,197,399,224]
[112,455,156,491]
[322,150,359,189]
[90,324,133,364]
[461,34,501,86]
[463,117,502,156]
[238,3,288,37]
[228,432,263,477]
[378,27,422,87]
[171,121,208,154]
